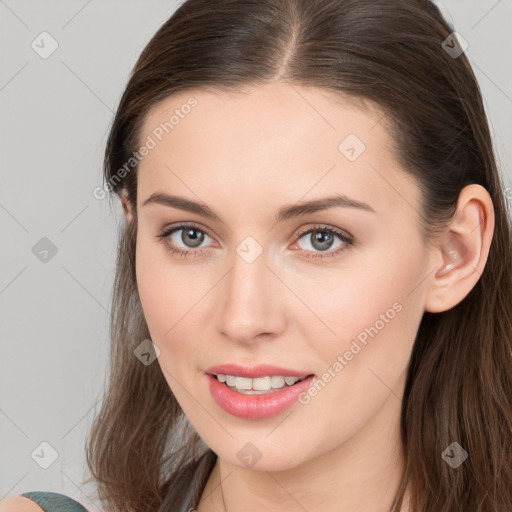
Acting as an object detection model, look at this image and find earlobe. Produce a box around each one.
[424,184,495,313]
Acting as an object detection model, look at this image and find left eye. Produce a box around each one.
[294,227,351,254]
[156,223,353,259]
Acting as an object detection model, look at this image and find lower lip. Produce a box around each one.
[206,374,315,419]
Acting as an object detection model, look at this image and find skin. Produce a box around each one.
[0,496,44,512]
[121,82,494,512]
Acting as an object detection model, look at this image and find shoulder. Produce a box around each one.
[0,495,44,512]
[0,492,89,512]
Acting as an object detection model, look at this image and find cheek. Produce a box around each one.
[292,243,426,424]
[136,239,190,384]
[135,241,198,405]
[136,240,169,338]
[135,235,216,389]
[136,234,203,338]
[306,236,424,342]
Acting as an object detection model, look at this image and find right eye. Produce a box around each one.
[155,223,216,258]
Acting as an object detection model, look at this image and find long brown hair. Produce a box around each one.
[84,1,512,511]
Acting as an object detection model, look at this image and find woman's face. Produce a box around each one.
[134,82,436,471]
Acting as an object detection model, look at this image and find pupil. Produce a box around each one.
[313,230,333,251]
[183,228,204,248]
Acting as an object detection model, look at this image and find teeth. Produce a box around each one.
[215,374,306,392]
[270,376,285,388]
[235,377,253,390]
[253,376,271,390]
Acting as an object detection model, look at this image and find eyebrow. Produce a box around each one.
[141,192,376,222]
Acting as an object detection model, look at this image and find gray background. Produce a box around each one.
[1,1,511,510]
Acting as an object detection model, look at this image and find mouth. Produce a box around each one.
[210,373,311,394]
[205,364,316,419]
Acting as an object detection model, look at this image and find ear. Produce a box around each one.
[120,188,135,223]
[424,184,495,313]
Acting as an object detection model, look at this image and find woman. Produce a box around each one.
[4,0,511,511]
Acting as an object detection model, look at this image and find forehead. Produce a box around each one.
[136,82,420,221]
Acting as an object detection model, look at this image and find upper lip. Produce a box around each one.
[205,364,314,379]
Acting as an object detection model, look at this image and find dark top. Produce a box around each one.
[20,492,88,512]
[162,448,218,511]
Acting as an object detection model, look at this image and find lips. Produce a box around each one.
[205,364,316,419]
[205,363,312,379]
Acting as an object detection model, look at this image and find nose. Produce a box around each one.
[216,246,287,345]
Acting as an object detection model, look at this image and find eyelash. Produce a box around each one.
[155,222,354,260]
